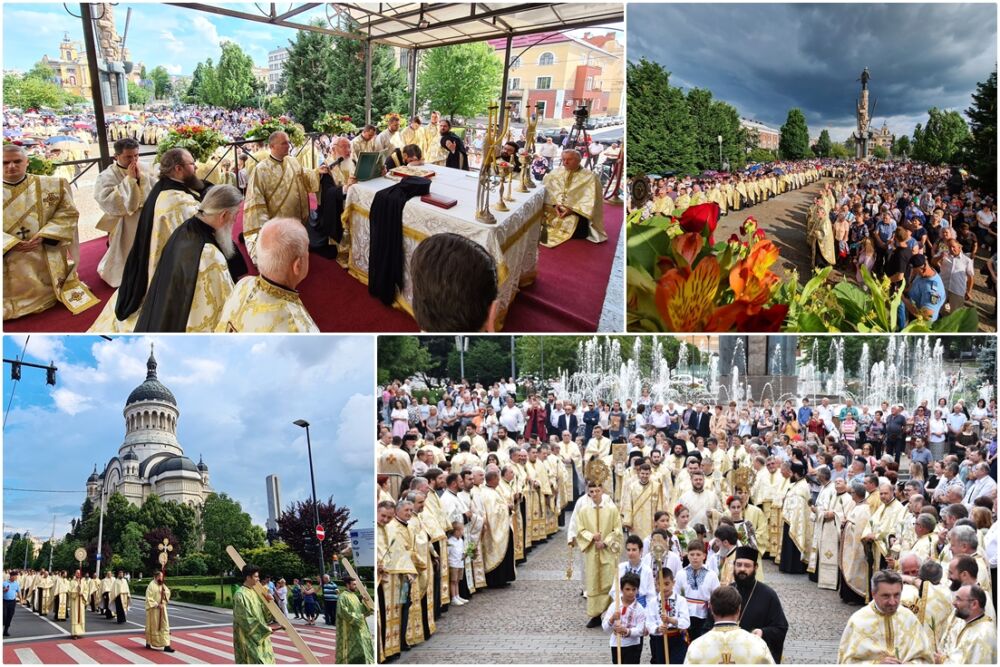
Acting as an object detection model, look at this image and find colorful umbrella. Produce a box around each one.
[45,135,84,144]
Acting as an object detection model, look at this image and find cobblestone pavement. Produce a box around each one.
[599,210,626,332]
[396,519,856,664]
[715,178,996,331]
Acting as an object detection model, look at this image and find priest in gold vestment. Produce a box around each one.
[685,586,775,664]
[936,584,995,665]
[620,464,662,540]
[863,482,907,571]
[381,500,419,660]
[837,570,933,664]
[145,571,174,652]
[94,138,151,288]
[541,150,607,248]
[242,131,326,263]
[4,144,99,320]
[481,469,516,588]
[69,570,87,639]
[88,148,207,333]
[575,481,623,626]
[778,462,813,574]
[841,483,874,605]
[216,218,319,332]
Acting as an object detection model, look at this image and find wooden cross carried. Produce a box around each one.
[337,546,375,612]
[226,545,320,664]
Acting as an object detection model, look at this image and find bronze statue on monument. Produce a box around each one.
[853,67,877,159]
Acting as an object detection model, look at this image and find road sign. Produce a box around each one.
[94,553,101,561]
[315,525,325,541]
[349,528,375,567]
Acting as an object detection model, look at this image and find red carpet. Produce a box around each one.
[4,201,623,333]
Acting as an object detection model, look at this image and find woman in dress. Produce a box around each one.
[726,496,759,551]
[440,397,459,440]
[275,578,288,616]
[302,579,320,625]
[391,400,410,438]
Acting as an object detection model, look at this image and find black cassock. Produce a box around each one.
[485,527,516,588]
[367,177,431,305]
[704,578,788,663]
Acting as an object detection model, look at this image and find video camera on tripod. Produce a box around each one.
[566,105,591,151]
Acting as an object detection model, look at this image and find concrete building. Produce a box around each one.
[872,121,894,152]
[740,118,781,151]
[267,47,289,93]
[40,34,91,100]
[488,31,619,123]
[266,475,282,533]
[86,346,211,509]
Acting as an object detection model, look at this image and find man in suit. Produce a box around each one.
[582,401,600,442]
[683,402,698,431]
[693,404,713,439]
[557,404,580,439]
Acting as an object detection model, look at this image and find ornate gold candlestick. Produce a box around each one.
[493,162,511,212]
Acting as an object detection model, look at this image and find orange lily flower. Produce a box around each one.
[672,232,702,267]
[655,256,721,331]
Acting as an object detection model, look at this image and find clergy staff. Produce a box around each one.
[135,185,247,332]
[836,569,933,663]
[3,144,100,320]
[216,217,319,333]
[94,138,151,288]
[145,571,175,652]
[89,147,209,333]
[242,131,328,264]
[540,149,607,248]
[685,586,775,664]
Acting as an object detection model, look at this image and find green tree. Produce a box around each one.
[965,69,997,196]
[149,66,172,99]
[447,339,511,385]
[32,540,54,570]
[326,31,408,125]
[127,80,150,106]
[813,129,832,157]
[103,492,140,553]
[3,74,66,109]
[778,108,810,159]
[209,42,258,109]
[978,337,996,387]
[175,552,210,576]
[747,147,776,163]
[377,336,433,385]
[684,88,745,172]
[243,543,308,580]
[514,337,581,378]
[418,43,502,122]
[282,24,339,131]
[892,135,912,158]
[830,142,851,159]
[201,493,266,574]
[25,62,55,82]
[118,522,147,575]
[4,534,32,569]
[626,58,698,176]
[51,537,86,572]
[871,145,889,159]
[264,94,287,118]
[184,61,208,103]
[911,108,970,165]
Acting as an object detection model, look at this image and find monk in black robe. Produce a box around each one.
[439,120,469,171]
[704,546,788,663]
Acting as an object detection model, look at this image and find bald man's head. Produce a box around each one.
[257,217,310,288]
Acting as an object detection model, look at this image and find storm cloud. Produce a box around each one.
[628,3,997,141]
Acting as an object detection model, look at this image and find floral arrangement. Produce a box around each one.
[628,201,979,333]
[315,112,357,137]
[244,116,306,147]
[376,112,402,131]
[627,202,789,332]
[155,124,225,163]
[463,540,478,560]
[27,153,56,176]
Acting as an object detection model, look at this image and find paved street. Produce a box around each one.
[398,520,855,664]
[3,598,340,663]
[715,178,997,331]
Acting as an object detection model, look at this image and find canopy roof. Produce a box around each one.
[170,2,624,49]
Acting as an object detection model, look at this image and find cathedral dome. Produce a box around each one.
[197,455,208,471]
[87,467,99,483]
[148,455,200,477]
[122,447,138,461]
[126,346,176,406]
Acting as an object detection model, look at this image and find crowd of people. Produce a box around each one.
[2,564,373,663]
[376,375,997,664]
[805,161,996,325]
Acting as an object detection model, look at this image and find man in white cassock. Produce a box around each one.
[94,138,151,287]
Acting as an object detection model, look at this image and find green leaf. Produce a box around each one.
[859,265,890,330]
[800,267,832,304]
[797,311,827,332]
[627,226,672,269]
[831,282,868,324]
[931,307,980,332]
[626,265,657,294]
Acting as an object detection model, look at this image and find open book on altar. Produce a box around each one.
[355,149,391,181]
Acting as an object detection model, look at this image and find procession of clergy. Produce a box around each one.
[376,395,997,664]
[3,568,172,650]
[3,108,605,330]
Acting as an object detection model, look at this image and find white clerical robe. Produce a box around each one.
[685,624,775,664]
[836,602,933,664]
[215,275,318,332]
[242,155,320,263]
[94,162,151,287]
[4,174,99,319]
[145,581,171,648]
[88,186,201,332]
[940,614,996,665]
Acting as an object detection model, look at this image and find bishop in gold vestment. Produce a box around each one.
[541,150,607,248]
[145,574,172,650]
[4,153,99,320]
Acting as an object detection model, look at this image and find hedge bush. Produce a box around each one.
[132,575,239,590]
[174,589,217,605]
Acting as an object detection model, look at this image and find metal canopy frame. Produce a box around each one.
[80,2,622,161]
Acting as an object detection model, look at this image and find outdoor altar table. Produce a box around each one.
[344,165,544,326]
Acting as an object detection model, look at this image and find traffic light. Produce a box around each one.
[303,533,318,555]
[46,364,56,386]
[10,361,21,381]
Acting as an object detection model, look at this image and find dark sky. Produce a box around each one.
[628,3,997,141]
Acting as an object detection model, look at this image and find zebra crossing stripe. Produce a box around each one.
[94,640,154,664]
[55,643,98,664]
[125,637,204,663]
[13,648,42,664]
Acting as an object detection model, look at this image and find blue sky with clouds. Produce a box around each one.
[3,2,327,75]
[2,335,374,542]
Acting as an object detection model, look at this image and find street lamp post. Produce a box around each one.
[95,478,108,578]
[293,419,326,580]
[717,135,723,169]
[23,530,30,570]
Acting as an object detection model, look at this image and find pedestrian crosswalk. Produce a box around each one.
[3,624,337,664]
